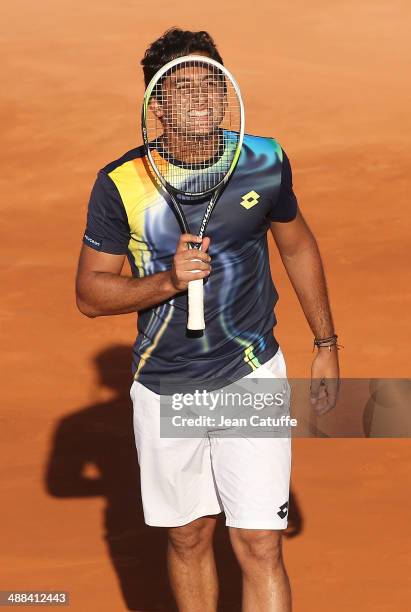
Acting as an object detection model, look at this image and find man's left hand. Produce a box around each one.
[310,347,340,415]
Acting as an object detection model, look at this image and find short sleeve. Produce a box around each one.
[268,149,298,222]
[82,170,130,254]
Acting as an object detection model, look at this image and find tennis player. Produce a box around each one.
[76,28,340,612]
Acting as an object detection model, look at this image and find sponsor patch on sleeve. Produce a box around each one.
[83,232,103,250]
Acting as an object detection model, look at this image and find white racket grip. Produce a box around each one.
[187,278,205,330]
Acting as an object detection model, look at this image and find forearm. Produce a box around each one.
[76,270,178,317]
[280,239,335,339]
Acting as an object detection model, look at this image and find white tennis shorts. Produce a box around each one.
[130,347,292,529]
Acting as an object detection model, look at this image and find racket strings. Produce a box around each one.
[146,59,241,194]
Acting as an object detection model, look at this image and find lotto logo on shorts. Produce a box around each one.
[277,501,289,519]
[240,190,260,209]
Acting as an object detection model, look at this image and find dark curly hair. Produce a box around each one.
[141,28,223,87]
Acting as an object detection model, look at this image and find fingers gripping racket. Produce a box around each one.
[142,55,245,331]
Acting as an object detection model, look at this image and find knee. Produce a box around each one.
[168,518,214,558]
[230,529,283,570]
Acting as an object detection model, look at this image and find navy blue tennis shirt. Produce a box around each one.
[82,134,298,393]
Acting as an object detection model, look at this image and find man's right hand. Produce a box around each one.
[170,234,211,292]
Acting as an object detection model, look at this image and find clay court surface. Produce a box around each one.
[2,0,411,609]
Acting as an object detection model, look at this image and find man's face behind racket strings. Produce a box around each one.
[150,61,227,163]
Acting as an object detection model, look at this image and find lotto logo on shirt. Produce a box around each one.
[240,190,260,209]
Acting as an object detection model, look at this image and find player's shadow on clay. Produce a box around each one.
[44,344,303,612]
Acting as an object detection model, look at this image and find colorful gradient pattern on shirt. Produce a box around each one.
[149,130,240,196]
[84,133,296,394]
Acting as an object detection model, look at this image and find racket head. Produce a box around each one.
[142,54,245,197]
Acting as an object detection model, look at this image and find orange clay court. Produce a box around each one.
[1,0,410,610]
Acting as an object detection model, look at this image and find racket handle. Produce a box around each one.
[187,278,205,330]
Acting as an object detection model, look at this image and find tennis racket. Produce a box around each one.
[141,54,244,331]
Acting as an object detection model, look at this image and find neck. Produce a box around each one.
[162,130,222,164]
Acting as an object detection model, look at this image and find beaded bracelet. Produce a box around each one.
[312,333,344,352]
